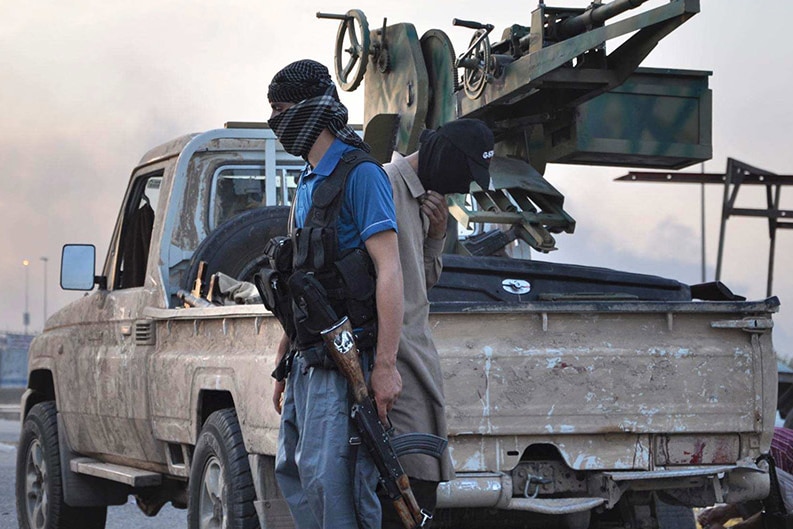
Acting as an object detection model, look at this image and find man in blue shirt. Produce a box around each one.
[267,59,403,529]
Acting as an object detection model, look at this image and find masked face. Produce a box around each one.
[417,131,477,195]
[268,96,331,159]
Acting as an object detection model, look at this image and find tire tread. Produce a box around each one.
[188,408,259,529]
[16,401,107,529]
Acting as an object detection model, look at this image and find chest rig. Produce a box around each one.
[290,149,380,349]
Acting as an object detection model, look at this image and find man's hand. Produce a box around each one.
[421,191,448,240]
[273,379,286,414]
[370,359,402,424]
[272,332,290,414]
[696,504,740,529]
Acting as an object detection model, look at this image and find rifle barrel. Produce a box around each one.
[558,0,649,39]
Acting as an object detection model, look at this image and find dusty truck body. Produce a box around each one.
[16,1,780,529]
[17,125,778,529]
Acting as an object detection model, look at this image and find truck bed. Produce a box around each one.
[429,297,778,473]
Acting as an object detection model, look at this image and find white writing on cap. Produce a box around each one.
[482,150,494,159]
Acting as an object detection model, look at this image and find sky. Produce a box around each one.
[1,0,791,357]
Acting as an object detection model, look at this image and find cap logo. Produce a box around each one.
[482,150,494,160]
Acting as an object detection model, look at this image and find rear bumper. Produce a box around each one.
[436,463,769,515]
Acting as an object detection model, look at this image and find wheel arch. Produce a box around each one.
[22,369,56,419]
[190,369,240,432]
[197,389,236,431]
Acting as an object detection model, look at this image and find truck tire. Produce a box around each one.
[16,401,107,529]
[185,206,290,289]
[188,409,258,529]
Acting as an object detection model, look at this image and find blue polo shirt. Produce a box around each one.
[294,139,397,251]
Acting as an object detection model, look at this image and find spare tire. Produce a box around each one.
[183,206,290,290]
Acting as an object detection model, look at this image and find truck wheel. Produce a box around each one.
[16,401,107,529]
[185,206,290,289]
[188,409,258,529]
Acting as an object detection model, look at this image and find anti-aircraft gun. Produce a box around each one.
[318,0,710,253]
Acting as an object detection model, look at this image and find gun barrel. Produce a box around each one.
[558,0,649,39]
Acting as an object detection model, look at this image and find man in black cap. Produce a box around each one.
[381,118,495,528]
[415,118,495,196]
[267,59,403,529]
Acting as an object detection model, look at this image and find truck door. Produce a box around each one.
[60,170,166,464]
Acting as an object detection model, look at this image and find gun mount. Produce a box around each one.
[319,0,711,253]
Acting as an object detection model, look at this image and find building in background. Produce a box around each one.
[0,332,32,388]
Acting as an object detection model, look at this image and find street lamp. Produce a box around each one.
[22,259,30,334]
[40,256,49,328]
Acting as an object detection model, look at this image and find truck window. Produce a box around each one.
[210,165,301,230]
[275,167,299,207]
[116,174,162,289]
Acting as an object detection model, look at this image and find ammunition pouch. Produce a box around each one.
[264,235,293,275]
[253,267,296,341]
[334,249,377,328]
[294,226,337,273]
[288,270,377,351]
[288,272,335,337]
[290,251,378,348]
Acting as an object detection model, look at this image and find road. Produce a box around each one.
[0,418,186,529]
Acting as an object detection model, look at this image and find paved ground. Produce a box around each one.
[1,418,22,528]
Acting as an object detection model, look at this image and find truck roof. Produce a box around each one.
[137,133,200,167]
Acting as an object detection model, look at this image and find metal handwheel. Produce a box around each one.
[318,10,370,91]
[453,18,495,100]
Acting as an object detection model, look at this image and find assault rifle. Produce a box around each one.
[288,271,447,529]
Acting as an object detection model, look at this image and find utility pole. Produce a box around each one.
[700,162,706,284]
[23,259,30,335]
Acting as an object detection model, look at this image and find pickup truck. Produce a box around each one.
[17,124,778,529]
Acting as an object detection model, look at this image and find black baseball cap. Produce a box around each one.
[419,119,495,192]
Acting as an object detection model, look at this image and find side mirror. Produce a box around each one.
[61,245,98,291]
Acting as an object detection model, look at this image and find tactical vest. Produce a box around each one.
[291,149,379,349]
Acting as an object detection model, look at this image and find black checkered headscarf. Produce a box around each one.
[267,60,368,159]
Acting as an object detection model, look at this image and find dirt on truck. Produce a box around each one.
[16,1,780,529]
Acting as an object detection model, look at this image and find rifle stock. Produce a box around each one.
[321,317,369,402]
[176,289,213,308]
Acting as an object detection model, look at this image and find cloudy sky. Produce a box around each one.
[1,0,791,356]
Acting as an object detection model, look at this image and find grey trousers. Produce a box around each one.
[275,353,381,529]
